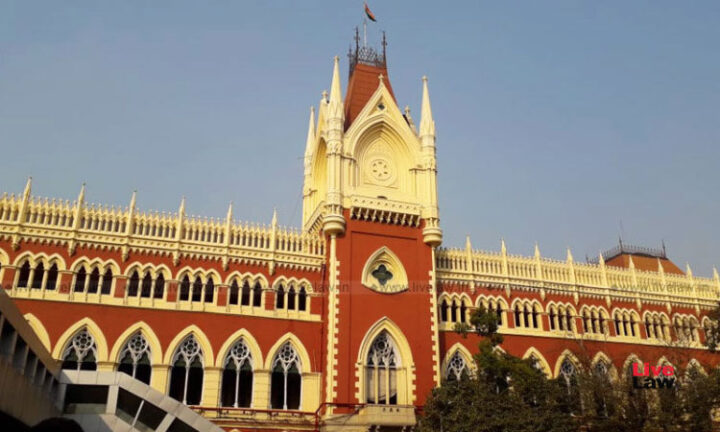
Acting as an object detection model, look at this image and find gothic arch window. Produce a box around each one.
[128,271,140,297]
[191,277,203,302]
[365,331,399,405]
[31,262,44,289]
[361,247,409,294]
[241,281,251,306]
[559,358,581,413]
[204,278,214,303]
[141,273,152,298]
[549,306,557,330]
[221,340,253,408]
[276,285,285,309]
[593,360,610,417]
[270,342,301,410]
[168,335,204,405]
[298,286,307,311]
[117,332,152,384]
[450,300,458,322]
[17,261,31,288]
[87,268,100,294]
[101,269,113,295]
[61,329,97,371]
[446,351,469,382]
[440,299,449,322]
[46,264,58,291]
[179,276,191,301]
[154,273,165,299]
[229,280,240,305]
[73,267,87,292]
[288,286,297,310]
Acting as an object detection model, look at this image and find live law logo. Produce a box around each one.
[632,363,676,389]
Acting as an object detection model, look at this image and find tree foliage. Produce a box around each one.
[419,305,720,432]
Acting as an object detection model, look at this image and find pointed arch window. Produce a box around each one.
[31,262,44,289]
[241,281,251,306]
[440,300,449,322]
[560,358,581,413]
[154,274,165,299]
[73,268,87,292]
[450,300,458,322]
[118,332,152,384]
[128,271,140,297]
[179,276,191,301]
[61,329,97,371]
[229,280,240,305]
[446,351,469,382]
[191,277,203,302]
[101,269,113,295]
[287,286,296,310]
[366,331,398,405]
[276,285,285,309]
[87,268,100,294]
[221,340,253,408]
[168,335,204,405]
[46,264,58,291]
[495,302,504,327]
[141,273,153,298]
[204,278,214,303]
[270,342,301,410]
[17,261,31,288]
[298,286,307,311]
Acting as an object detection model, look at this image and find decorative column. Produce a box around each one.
[202,366,222,407]
[253,369,271,409]
[151,364,170,394]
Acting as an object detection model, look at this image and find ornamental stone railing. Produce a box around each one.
[0,182,325,273]
[436,239,720,311]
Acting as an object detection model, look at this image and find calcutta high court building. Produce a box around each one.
[1,33,719,431]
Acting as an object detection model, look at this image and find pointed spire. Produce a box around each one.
[129,190,137,211]
[77,183,86,204]
[465,235,472,252]
[271,208,278,228]
[657,258,665,274]
[628,255,635,269]
[598,251,605,266]
[226,202,233,222]
[500,238,507,255]
[23,177,32,201]
[534,243,541,258]
[304,106,316,158]
[328,56,343,108]
[178,196,186,216]
[686,263,693,278]
[419,76,436,138]
[566,247,574,263]
[714,267,719,282]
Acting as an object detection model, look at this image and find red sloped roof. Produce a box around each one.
[605,254,685,275]
[344,63,396,130]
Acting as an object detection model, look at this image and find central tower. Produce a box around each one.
[303,32,443,430]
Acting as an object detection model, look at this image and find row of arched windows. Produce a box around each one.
[275,284,308,312]
[437,293,707,344]
[59,329,303,409]
[16,261,59,291]
[10,258,312,312]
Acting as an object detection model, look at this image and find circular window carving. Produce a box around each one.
[369,158,393,183]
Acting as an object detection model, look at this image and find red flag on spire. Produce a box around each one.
[364,3,377,22]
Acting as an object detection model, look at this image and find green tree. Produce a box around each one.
[419,306,576,432]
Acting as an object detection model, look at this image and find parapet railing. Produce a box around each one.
[436,244,720,308]
[0,188,325,272]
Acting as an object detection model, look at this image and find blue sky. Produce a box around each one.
[1,1,718,275]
